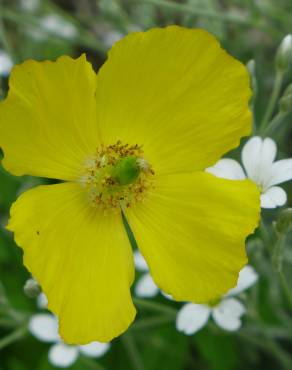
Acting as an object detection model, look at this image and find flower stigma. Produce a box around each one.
[82,141,154,211]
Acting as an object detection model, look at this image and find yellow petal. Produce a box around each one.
[96,26,251,174]
[0,55,99,180]
[8,183,136,344]
[126,172,260,302]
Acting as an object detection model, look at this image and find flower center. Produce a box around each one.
[81,141,154,211]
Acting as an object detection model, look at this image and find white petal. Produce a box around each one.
[206,159,246,180]
[0,50,13,76]
[79,342,110,358]
[212,298,245,331]
[260,137,277,168]
[135,273,159,298]
[260,186,287,208]
[20,0,40,12]
[40,15,77,39]
[242,136,277,185]
[176,303,210,335]
[227,265,258,296]
[37,293,48,309]
[280,34,292,54]
[29,314,59,342]
[48,343,79,368]
[102,31,123,48]
[161,291,174,301]
[134,250,149,272]
[264,159,292,188]
[242,137,262,180]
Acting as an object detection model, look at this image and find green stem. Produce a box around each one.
[131,315,174,330]
[264,112,287,136]
[247,61,258,133]
[272,233,286,271]
[271,232,292,309]
[260,219,273,253]
[260,71,284,134]
[0,325,27,351]
[121,333,144,370]
[139,0,252,24]
[133,298,177,317]
[279,271,292,309]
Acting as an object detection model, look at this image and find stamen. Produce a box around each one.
[81,141,154,211]
[137,158,150,171]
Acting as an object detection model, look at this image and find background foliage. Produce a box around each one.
[0,1,292,370]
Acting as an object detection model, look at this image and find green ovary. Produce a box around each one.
[111,156,141,186]
[83,145,154,210]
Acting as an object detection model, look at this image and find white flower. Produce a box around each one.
[39,15,77,40]
[102,30,124,48]
[19,0,40,12]
[134,250,159,298]
[37,292,48,309]
[206,136,292,209]
[32,292,110,366]
[281,34,292,54]
[277,34,292,71]
[29,313,110,368]
[0,50,13,76]
[176,265,258,335]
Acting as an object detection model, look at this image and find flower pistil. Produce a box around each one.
[82,141,154,211]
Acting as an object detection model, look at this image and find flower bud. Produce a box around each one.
[23,278,41,298]
[275,208,292,234]
[276,34,292,72]
[279,84,292,113]
[247,59,255,76]
[246,59,257,103]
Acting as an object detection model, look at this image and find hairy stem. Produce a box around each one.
[260,71,283,134]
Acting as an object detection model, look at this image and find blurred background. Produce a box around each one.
[0,0,292,370]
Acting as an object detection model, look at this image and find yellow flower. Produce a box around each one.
[0,26,260,344]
